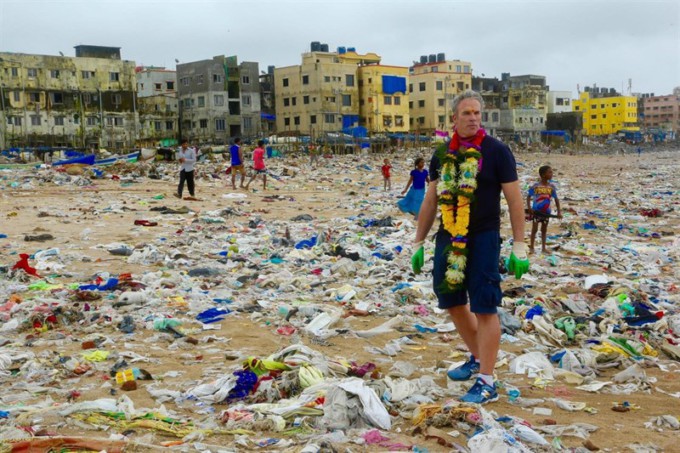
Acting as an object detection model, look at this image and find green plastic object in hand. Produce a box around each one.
[411,246,424,274]
[507,252,530,279]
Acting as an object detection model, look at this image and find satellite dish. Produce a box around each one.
[175,59,179,64]
[59,51,64,56]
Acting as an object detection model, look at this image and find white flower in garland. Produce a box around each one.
[447,253,467,271]
[445,268,465,284]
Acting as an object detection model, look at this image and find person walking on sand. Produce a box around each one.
[397,157,429,219]
[410,90,529,405]
[229,137,246,190]
[527,165,562,254]
[246,140,267,190]
[175,138,197,200]
[381,158,392,191]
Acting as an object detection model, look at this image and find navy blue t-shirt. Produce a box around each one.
[429,135,518,234]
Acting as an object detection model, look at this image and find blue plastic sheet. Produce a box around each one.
[79,277,119,291]
[196,307,232,324]
[382,75,406,94]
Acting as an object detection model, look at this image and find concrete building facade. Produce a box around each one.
[0,46,137,150]
[547,91,572,114]
[274,45,379,137]
[408,55,472,135]
[641,93,679,132]
[357,64,409,134]
[176,56,260,144]
[572,89,638,136]
[136,66,178,147]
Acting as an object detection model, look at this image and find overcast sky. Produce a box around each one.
[1,0,678,97]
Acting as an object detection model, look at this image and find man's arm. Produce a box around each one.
[502,180,525,243]
[415,180,439,243]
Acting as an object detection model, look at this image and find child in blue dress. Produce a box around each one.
[398,157,430,219]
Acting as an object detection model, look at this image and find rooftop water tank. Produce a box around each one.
[347,47,356,52]
[428,54,436,63]
[437,52,445,62]
[420,55,428,64]
[311,41,321,52]
[320,43,329,52]
[338,47,346,54]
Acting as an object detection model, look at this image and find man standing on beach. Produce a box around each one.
[410,90,529,404]
[175,138,197,200]
[229,137,246,190]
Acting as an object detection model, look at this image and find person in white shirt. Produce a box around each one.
[175,139,197,199]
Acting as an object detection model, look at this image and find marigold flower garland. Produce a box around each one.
[435,128,486,292]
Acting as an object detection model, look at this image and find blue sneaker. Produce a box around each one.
[447,355,480,381]
[460,378,499,404]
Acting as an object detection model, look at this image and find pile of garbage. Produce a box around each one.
[0,149,678,451]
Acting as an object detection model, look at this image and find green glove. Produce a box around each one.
[507,242,530,279]
[411,244,424,274]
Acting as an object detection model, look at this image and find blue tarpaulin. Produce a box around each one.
[260,113,276,121]
[342,126,368,138]
[382,75,407,94]
[342,115,359,129]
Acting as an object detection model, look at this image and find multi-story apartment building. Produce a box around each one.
[472,76,502,136]
[259,65,276,136]
[495,73,548,143]
[0,45,137,150]
[572,88,638,136]
[274,44,379,137]
[176,55,260,144]
[357,64,409,134]
[408,54,472,134]
[136,66,178,147]
[641,93,679,133]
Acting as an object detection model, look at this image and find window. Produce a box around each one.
[409,101,413,109]
[482,112,489,122]
[199,119,208,129]
[291,97,296,106]
[243,117,252,129]
[113,94,122,105]
[166,81,174,90]
[197,74,204,84]
[242,95,251,106]
[342,94,351,106]
[86,116,96,126]
[303,95,310,104]
[324,113,335,123]
[214,95,224,106]
[114,117,124,126]
[282,78,289,87]
[436,81,443,90]
[591,104,597,109]
[432,66,438,73]
[438,115,445,124]
[591,114,597,119]
[464,66,470,73]
[50,69,60,79]
[242,75,250,84]
[155,83,162,91]
[166,121,173,130]
[198,96,205,107]
[310,115,317,124]
[438,98,445,107]
[106,116,113,126]
[54,116,65,126]
[418,100,425,108]
[294,116,300,125]
[395,115,404,127]
[324,76,330,83]
[27,68,37,78]
[457,81,465,91]
[409,84,413,93]
[12,116,21,126]
[213,74,222,83]
[10,67,18,77]
[302,75,309,85]
[13,91,20,102]
[394,96,401,105]
[346,74,355,87]
[182,77,189,86]
[29,93,40,103]
[283,98,290,107]
[284,117,290,126]
[153,120,161,131]
[456,65,462,72]
[419,82,426,92]
[418,116,425,125]
[29,115,41,126]
[51,92,63,104]
[81,70,94,79]
[109,72,120,82]
[382,95,392,105]
[215,119,225,131]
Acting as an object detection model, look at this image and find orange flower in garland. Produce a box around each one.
[435,128,486,292]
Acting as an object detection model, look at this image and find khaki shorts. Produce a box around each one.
[231,164,245,175]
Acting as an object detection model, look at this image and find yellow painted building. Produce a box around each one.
[408,57,472,134]
[274,48,380,136]
[572,91,638,136]
[357,65,409,133]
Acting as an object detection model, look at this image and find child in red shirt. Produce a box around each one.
[381,158,392,191]
[246,140,267,190]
